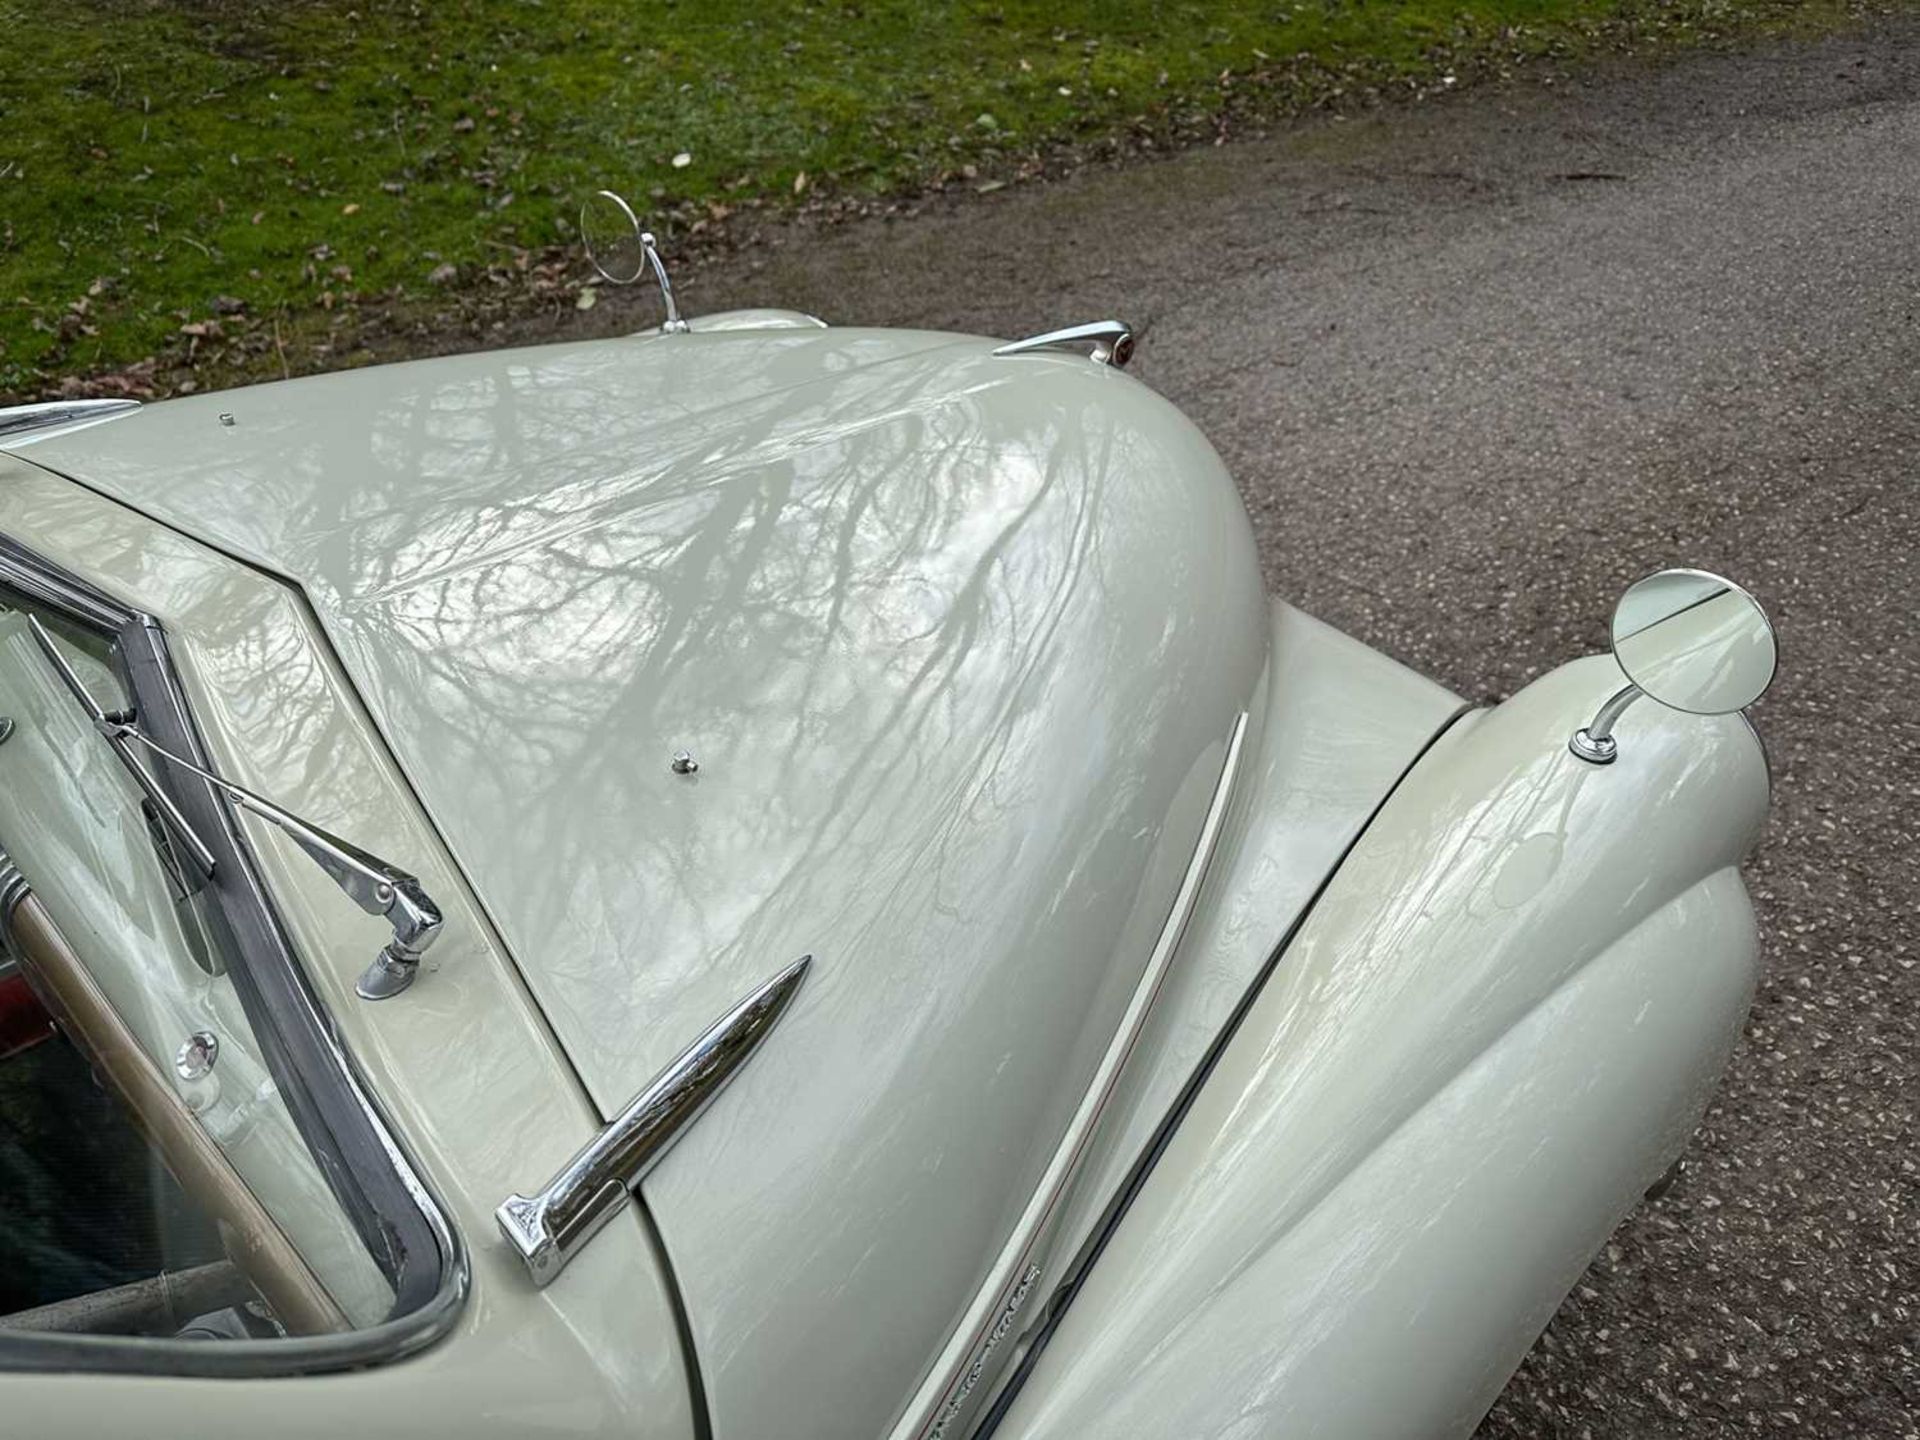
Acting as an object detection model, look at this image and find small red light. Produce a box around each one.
[0,968,54,1061]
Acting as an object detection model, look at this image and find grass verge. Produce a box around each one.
[0,0,1876,400]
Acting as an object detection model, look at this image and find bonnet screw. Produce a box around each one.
[670,750,698,775]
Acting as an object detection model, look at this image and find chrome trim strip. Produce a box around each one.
[971,701,1479,1439]
[498,954,811,1287]
[993,320,1135,368]
[0,848,29,930]
[0,400,141,443]
[895,711,1250,1440]
[0,542,131,633]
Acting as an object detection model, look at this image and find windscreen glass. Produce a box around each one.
[0,598,393,1342]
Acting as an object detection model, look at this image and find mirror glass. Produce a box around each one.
[581,190,647,285]
[1610,568,1776,715]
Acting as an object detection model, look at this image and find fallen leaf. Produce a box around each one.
[792,171,808,194]
[342,202,360,215]
[575,288,598,311]
[427,262,458,285]
[672,151,692,168]
[453,116,476,133]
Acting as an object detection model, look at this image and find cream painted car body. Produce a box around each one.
[0,313,1768,1439]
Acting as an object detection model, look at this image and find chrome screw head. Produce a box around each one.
[175,1030,220,1080]
[670,749,699,775]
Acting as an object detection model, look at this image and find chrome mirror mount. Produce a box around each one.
[581,189,689,334]
[1570,567,1777,765]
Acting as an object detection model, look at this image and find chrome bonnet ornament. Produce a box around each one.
[994,320,1135,368]
[497,954,811,1287]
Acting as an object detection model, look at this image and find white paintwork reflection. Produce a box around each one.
[993,654,1768,1440]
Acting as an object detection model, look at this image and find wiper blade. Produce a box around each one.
[27,614,219,880]
[26,614,442,1000]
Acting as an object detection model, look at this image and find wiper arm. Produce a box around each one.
[27,614,442,1000]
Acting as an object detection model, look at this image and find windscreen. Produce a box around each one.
[0,599,393,1342]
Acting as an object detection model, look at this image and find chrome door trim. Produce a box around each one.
[894,710,1251,1440]
[498,955,811,1287]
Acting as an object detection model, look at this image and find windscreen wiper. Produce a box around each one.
[27,615,442,1000]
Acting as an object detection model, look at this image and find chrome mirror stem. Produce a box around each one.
[1569,682,1643,766]
[497,955,810,1287]
[641,231,689,335]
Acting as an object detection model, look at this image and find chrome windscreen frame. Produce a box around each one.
[0,532,468,1377]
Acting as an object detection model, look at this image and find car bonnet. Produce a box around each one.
[11,325,1269,1437]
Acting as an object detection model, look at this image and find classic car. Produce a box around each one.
[0,204,1776,1439]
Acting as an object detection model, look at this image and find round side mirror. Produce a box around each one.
[579,189,688,332]
[582,190,647,285]
[1570,567,1776,765]
[1610,568,1776,715]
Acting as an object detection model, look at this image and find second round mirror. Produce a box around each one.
[1610,568,1776,716]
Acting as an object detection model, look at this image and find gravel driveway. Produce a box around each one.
[646,20,1920,1436]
